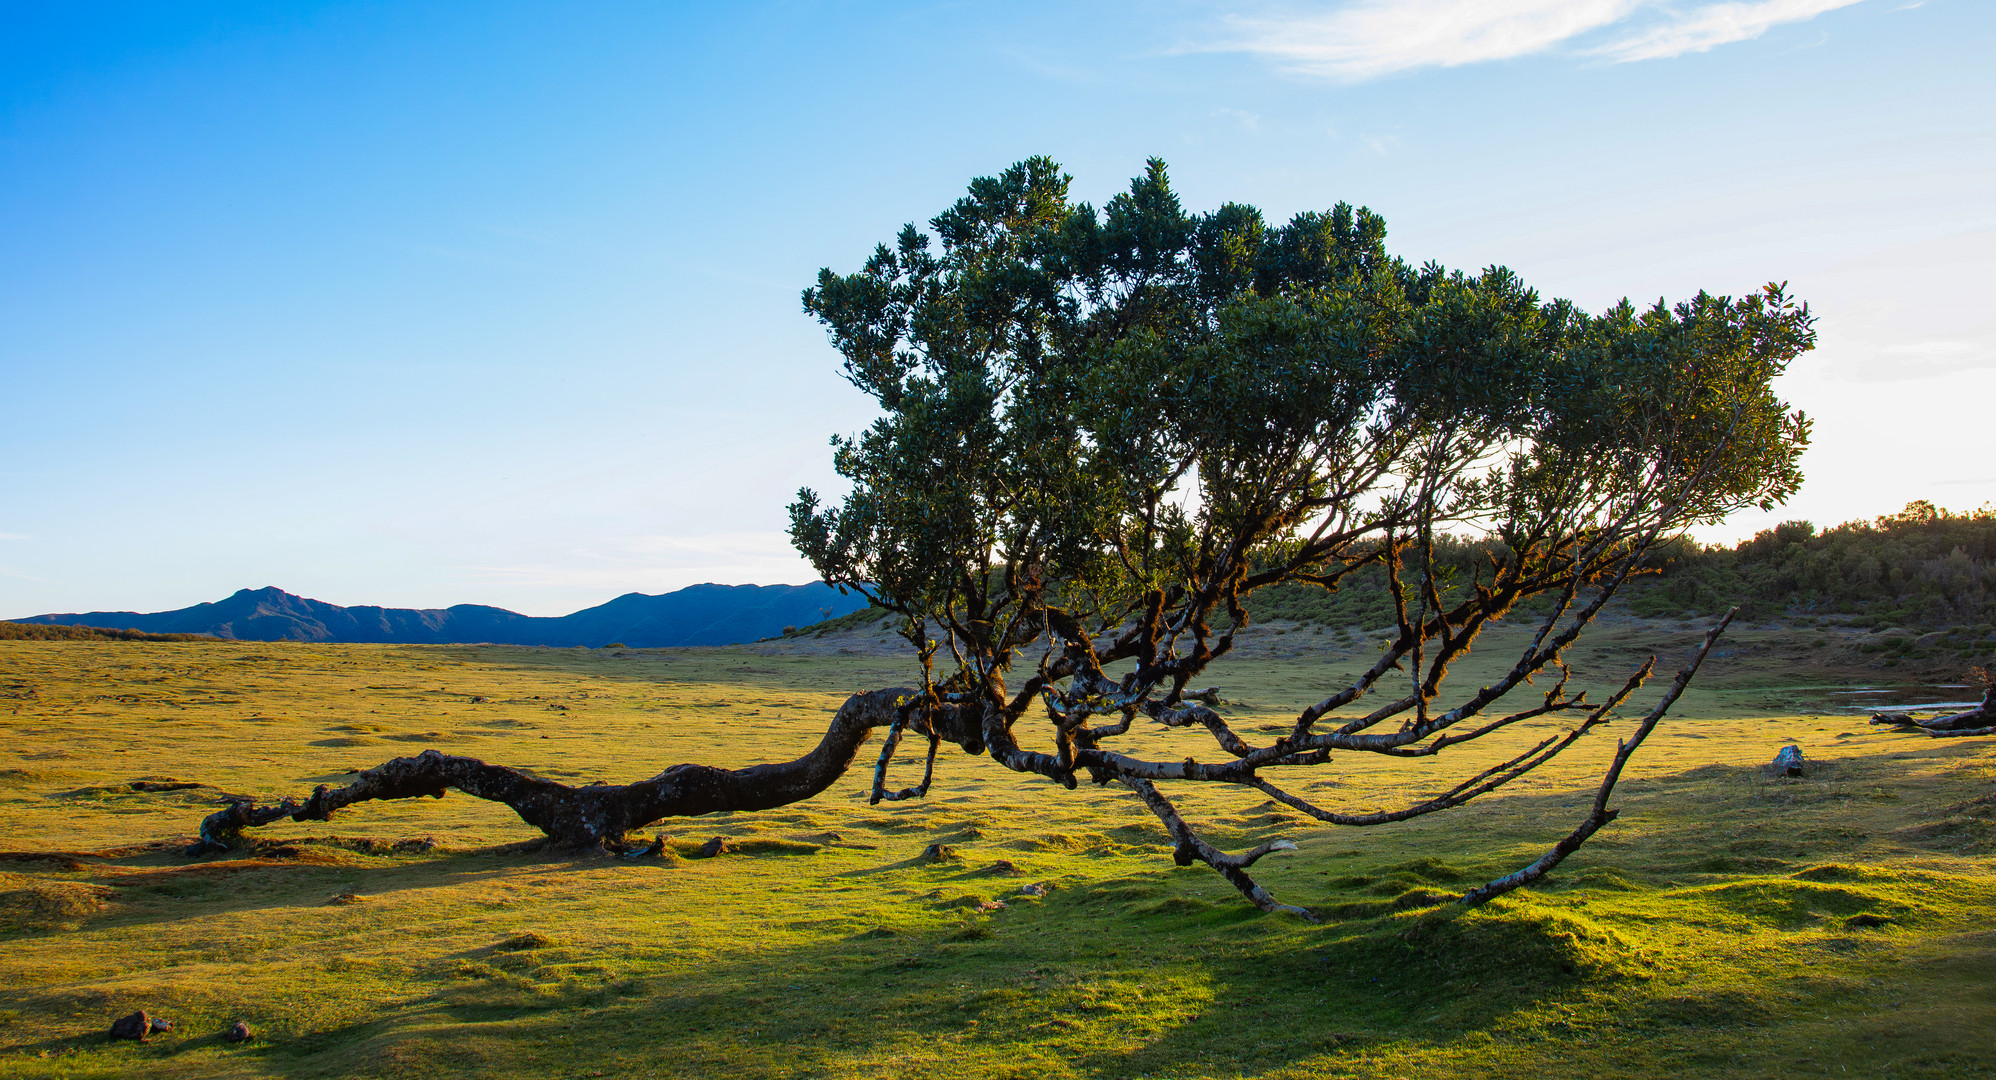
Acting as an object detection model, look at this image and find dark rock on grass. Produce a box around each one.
[108,1011,149,1042]
[694,836,731,858]
[148,1017,172,1033]
[224,1021,252,1043]
[1772,744,1805,777]
[918,842,958,864]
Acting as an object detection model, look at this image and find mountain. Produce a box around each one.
[8,583,872,648]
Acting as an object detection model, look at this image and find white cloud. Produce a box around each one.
[1214,0,1870,81]
[1212,107,1263,130]
[1593,0,1865,62]
[0,533,28,541]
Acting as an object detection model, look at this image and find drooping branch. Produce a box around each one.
[1457,609,1734,906]
[1125,776,1310,920]
[190,687,946,854]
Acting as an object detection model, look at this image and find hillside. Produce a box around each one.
[8,582,872,648]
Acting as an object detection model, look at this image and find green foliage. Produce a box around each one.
[778,606,893,638]
[0,622,209,642]
[1623,501,1996,628]
[790,156,1812,705]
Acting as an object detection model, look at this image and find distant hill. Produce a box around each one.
[8,583,872,648]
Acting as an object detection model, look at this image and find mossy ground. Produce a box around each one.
[0,621,1991,1078]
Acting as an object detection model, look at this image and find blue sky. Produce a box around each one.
[2,0,1990,617]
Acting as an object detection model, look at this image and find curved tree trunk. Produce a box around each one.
[1871,685,1996,737]
[190,687,930,854]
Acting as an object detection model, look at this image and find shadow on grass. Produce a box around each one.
[0,836,1636,1078]
[2,743,1992,1077]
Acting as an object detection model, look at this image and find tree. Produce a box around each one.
[192,159,1813,917]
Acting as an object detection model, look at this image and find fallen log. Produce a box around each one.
[1871,685,1996,737]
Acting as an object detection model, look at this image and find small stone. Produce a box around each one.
[976,899,1009,912]
[695,836,732,858]
[224,1021,252,1043]
[148,1017,173,1033]
[918,842,958,864]
[108,1010,150,1042]
[1018,883,1048,897]
[1772,744,1804,777]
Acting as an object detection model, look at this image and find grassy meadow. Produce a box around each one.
[0,618,1992,1078]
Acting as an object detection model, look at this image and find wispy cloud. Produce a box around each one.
[0,533,28,541]
[1212,107,1264,130]
[1592,0,1864,62]
[1214,0,1869,81]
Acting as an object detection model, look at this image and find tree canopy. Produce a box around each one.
[792,157,1813,913]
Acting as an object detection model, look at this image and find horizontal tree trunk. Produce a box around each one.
[191,687,934,854]
[1871,685,1996,737]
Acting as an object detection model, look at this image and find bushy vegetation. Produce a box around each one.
[1629,501,1996,628]
[1188,501,1996,634]
[775,604,894,639]
[0,621,210,642]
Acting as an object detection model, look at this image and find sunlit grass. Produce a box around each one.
[0,626,1990,1078]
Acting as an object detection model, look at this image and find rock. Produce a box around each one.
[148,1017,172,1033]
[327,892,364,905]
[694,836,731,858]
[976,899,1008,912]
[224,1021,252,1043]
[1018,882,1051,897]
[108,1010,150,1042]
[917,842,958,864]
[1772,744,1804,777]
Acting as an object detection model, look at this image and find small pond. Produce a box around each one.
[1818,685,1980,715]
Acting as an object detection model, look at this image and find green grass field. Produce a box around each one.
[1,620,1991,1078]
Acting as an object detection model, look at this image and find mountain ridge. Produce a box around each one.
[8,583,871,648]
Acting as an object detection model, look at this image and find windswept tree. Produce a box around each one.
[195,159,1812,917]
